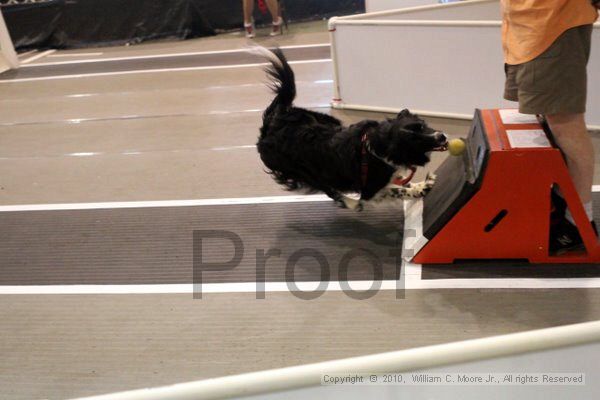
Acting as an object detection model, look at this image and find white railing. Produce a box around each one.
[71,320,600,400]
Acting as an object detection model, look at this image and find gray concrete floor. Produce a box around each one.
[2,20,600,400]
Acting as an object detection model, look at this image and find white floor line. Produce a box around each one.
[0,80,332,105]
[211,144,256,151]
[20,49,56,64]
[0,194,331,212]
[48,52,104,58]
[401,200,425,288]
[0,104,331,127]
[23,43,329,67]
[409,277,600,289]
[17,49,37,59]
[0,58,332,84]
[3,276,600,295]
[0,280,408,295]
[2,188,598,219]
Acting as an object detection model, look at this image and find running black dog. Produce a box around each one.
[256,47,448,210]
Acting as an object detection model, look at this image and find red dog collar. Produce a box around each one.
[360,133,370,188]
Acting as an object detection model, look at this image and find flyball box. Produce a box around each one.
[412,109,600,264]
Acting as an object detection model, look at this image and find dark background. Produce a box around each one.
[1,0,364,50]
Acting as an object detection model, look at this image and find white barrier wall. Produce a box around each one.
[0,9,18,73]
[366,0,439,13]
[330,0,600,129]
[243,340,600,400]
[72,320,600,400]
[362,0,498,19]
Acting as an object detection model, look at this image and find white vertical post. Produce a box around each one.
[328,17,342,107]
[0,7,19,72]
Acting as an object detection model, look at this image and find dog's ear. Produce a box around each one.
[397,109,411,118]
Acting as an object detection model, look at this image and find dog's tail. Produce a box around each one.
[251,46,296,117]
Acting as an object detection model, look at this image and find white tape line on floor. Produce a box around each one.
[0,194,331,212]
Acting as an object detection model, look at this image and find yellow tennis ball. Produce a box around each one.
[448,138,466,156]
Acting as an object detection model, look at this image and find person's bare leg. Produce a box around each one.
[243,0,254,24]
[546,113,594,207]
[265,0,280,22]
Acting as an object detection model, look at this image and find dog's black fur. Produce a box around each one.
[257,48,447,208]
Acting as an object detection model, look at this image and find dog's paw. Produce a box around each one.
[334,199,348,209]
[342,197,363,211]
[400,179,434,199]
[333,196,363,211]
[424,173,436,190]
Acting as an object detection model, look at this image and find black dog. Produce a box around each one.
[256,47,448,210]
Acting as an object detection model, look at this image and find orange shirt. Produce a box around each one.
[501,0,598,65]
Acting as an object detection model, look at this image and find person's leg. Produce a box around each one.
[514,26,594,252]
[242,0,254,24]
[265,0,282,35]
[264,0,280,22]
[546,112,596,253]
[516,26,593,216]
[546,112,594,206]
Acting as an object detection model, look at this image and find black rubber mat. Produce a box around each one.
[421,195,600,279]
[0,46,330,81]
[0,201,403,285]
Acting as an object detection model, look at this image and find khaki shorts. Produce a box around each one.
[504,24,593,115]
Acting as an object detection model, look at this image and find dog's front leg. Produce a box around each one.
[327,190,364,211]
[338,195,364,211]
[384,173,436,200]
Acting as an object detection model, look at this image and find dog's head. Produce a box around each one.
[367,109,447,167]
